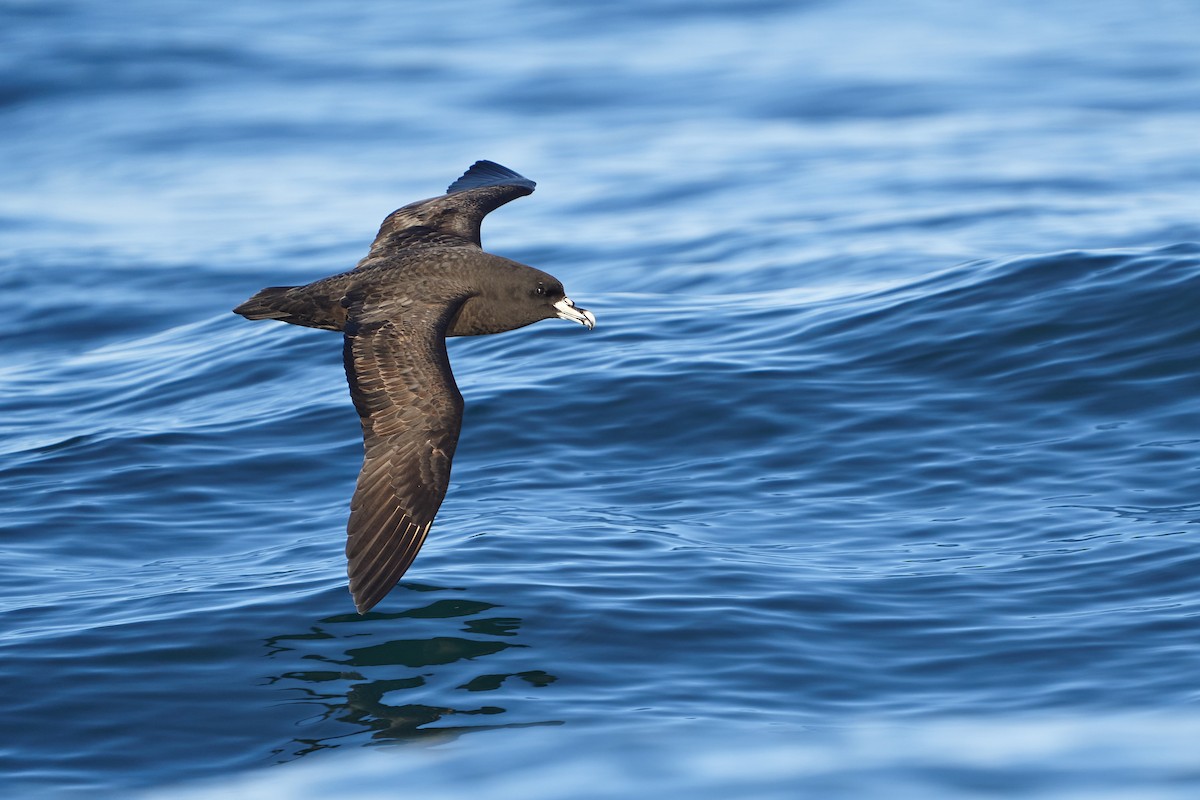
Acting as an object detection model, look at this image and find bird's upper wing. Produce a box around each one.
[359,160,536,261]
[341,295,465,613]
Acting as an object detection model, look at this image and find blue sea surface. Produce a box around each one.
[3,1,1200,797]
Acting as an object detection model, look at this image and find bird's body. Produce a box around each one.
[234,161,593,613]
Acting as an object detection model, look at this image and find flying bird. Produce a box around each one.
[234,161,594,613]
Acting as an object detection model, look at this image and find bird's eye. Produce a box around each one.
[535,282,546,296]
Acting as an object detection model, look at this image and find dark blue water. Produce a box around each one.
[3,1,1200,797]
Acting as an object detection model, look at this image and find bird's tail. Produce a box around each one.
[233,286,295,321]
[233,286,345,331]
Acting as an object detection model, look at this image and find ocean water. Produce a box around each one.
[3,0,1200,797]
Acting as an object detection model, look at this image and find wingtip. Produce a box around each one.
[447,160,536,194]
[350,587,376,615]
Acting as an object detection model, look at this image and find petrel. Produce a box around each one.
[234,161,594,613]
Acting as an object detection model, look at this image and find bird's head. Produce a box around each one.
[446,258,595,337]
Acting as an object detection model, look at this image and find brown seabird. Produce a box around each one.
[234,161,594,613]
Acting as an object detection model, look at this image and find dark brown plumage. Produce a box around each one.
[234,161,594,613]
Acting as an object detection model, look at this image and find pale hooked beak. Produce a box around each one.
[553,297,596,330]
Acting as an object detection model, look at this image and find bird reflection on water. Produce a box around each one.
[261,585,562,760]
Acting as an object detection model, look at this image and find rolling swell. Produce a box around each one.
[3,228,1199,796]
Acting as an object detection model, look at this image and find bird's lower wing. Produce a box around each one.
[342,309,463,613]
